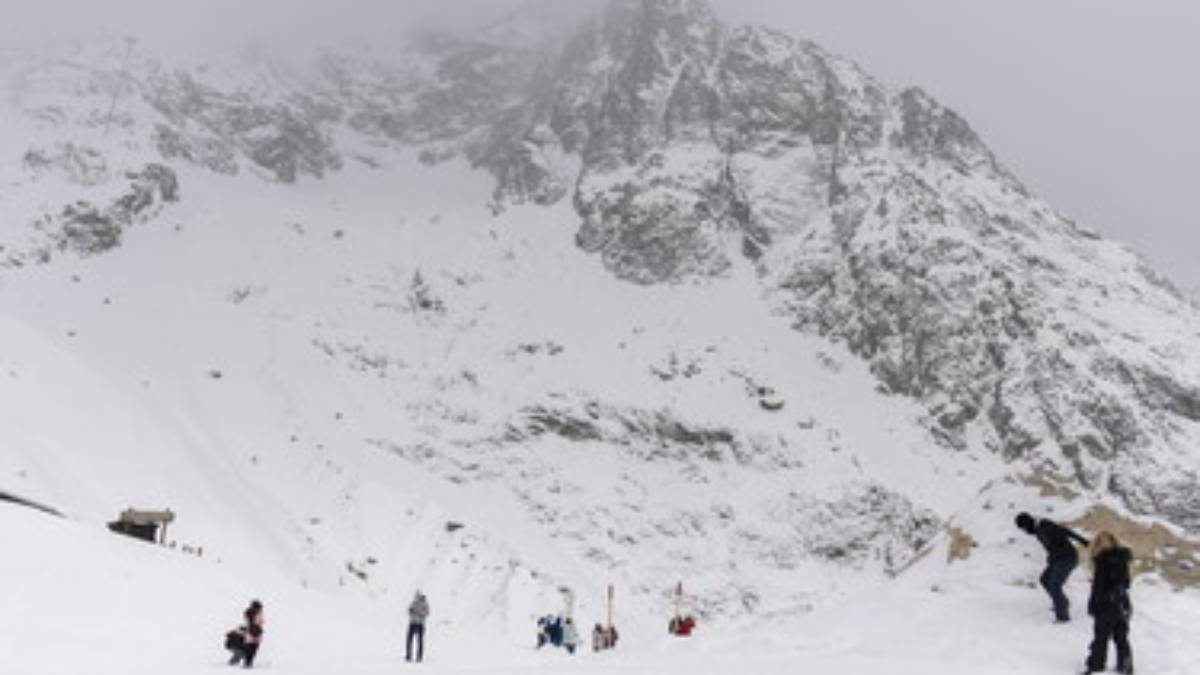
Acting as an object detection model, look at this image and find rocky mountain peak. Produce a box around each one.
[607,0,722,37]
[445,4,1200,533]
[892,86,1003,178]
[478,0,605,49]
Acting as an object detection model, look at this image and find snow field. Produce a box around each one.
[2,143,1198,674]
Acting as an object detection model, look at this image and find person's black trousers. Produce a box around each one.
[1087,610,1132,672]
[230,642,260,668]
[1040,556,1077,620]
[406,623,425,662]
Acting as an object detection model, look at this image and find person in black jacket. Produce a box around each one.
[1016,512,1090,622]
[229,600,265,668]
[1084,532,1134,674]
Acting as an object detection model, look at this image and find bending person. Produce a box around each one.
[1015,512,1089,622]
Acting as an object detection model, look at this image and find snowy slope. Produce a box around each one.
[1,152,986,615]
[2,147,1197,675]
[4,480,1199,675]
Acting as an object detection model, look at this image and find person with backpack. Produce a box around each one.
[536,615,561,648]
[1015,512,1090,622]
[406,591,430,663]
[227,600,265,668]
[1084,532,1134,674]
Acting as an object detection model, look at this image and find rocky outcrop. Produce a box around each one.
[23,143,111,186]
[54,163,178,256]
[144,68,343,182]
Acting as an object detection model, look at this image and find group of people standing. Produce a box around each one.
[219,518,1134,672]
[535,615,580,653]
[1016,512,1134,674]
[223,588,623,667]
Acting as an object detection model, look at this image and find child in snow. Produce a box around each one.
[1084,532,1134,674]
[1015,512,1090,622]
[228,600,265,668]
[406,591,429,663]
[561,617,579,654]
[668,614,695,636]
[592,623,618,651]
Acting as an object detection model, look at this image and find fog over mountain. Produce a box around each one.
[6,0,1192,289]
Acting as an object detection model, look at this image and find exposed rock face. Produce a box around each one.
[21,163,178,260]
[368,394,941,616]
[144,66,343,182]
[2,0,1198,532]
[23,142,111,185]
[64,163,177,253]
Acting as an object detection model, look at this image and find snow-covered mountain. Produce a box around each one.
[1,1,1198,673]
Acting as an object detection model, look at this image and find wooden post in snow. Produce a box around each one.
[559,586,574,620]
[606,584,614,628]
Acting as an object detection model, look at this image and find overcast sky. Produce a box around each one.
[2,0,1197,290]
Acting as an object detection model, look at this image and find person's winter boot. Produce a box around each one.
[1117,662,1134,675]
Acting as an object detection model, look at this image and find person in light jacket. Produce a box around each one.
[561,617,579,655]
[406,591,430,663]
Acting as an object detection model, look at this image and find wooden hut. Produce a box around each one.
[108,508,175,544]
